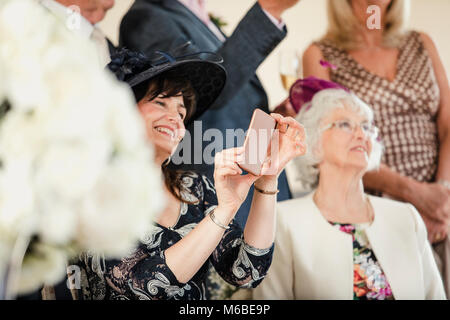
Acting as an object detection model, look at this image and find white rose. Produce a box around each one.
[35,198,78,246]
[0,0,53,51]
[0,160,36,236]
[2,54,48,113]
[77,153,165,257]
[0,0,166,295]
[18,243,69,294]
[0,109,45,161]
[33,139,110,201]
[102,72,149,152]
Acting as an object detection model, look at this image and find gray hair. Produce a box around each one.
[293,89,383,191]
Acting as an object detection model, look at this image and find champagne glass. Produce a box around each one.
[279,50,301,92]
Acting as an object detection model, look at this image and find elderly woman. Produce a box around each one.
[301,0,450,295]
[70,49,306,300]
[253,79,445,300]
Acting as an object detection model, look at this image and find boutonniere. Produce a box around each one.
[209,13,227,29]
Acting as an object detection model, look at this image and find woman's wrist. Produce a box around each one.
[255,175,278,191]
[213,205,236,225]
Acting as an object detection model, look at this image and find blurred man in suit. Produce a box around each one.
[120,0,301,227]
[39,0,116,65]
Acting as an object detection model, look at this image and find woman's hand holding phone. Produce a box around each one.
[213,147,260,215]
[213,111,306,218]
[254,113,307,190]
[260,113,307,176]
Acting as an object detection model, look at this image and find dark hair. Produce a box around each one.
[133,69,197,123]
[134,71,197,205]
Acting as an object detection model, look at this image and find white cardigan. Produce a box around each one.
[254,192,446,300]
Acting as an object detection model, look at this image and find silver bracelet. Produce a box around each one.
[208,209,230,230]
[438,179,450,191]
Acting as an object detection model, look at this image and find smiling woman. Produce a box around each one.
[67,48,308,300]
[253,83,446,300]
[136,70,195,165]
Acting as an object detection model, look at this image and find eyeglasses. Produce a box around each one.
[321,119,379,139]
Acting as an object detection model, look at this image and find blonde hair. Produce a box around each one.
[323,0,410,50]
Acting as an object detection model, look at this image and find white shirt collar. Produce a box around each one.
[177,0,208,23]
[39,0,94,38]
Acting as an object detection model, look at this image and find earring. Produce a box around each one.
[162,156,171,167]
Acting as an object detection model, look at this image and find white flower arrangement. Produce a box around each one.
[0,0,165,297]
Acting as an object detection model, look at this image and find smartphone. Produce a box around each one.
[238,109,276,176]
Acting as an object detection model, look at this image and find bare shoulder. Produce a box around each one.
[302,44,330,79]
[418,32,439,55]
[302,44,324,62]
[417,31,448,91]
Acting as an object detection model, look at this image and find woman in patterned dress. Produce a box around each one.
[301,0,450,295]
[254,86,445,300]
[72,49,307,300]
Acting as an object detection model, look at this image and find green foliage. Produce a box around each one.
[209,13,228,29]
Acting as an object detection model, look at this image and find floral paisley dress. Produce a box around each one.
[73,172,274,300]
[330,222,394,300]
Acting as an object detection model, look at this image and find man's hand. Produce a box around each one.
[258,0,301,20]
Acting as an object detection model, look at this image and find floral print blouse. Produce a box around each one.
[330,222,394,300]
[73,171,274,300]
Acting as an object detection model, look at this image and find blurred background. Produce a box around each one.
[99,0,450,108]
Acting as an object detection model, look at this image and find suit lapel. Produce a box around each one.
[365,197,424,299]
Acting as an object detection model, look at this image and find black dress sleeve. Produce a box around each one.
[75,234,194,300]
[121,248,193,300]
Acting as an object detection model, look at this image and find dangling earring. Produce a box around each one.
[162,156,171,167]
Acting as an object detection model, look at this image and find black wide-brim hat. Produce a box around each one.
[108,48,227,124]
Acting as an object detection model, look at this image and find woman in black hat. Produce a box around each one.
[73,49,306,300]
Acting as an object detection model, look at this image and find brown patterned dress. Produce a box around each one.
[315,31,441,185]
